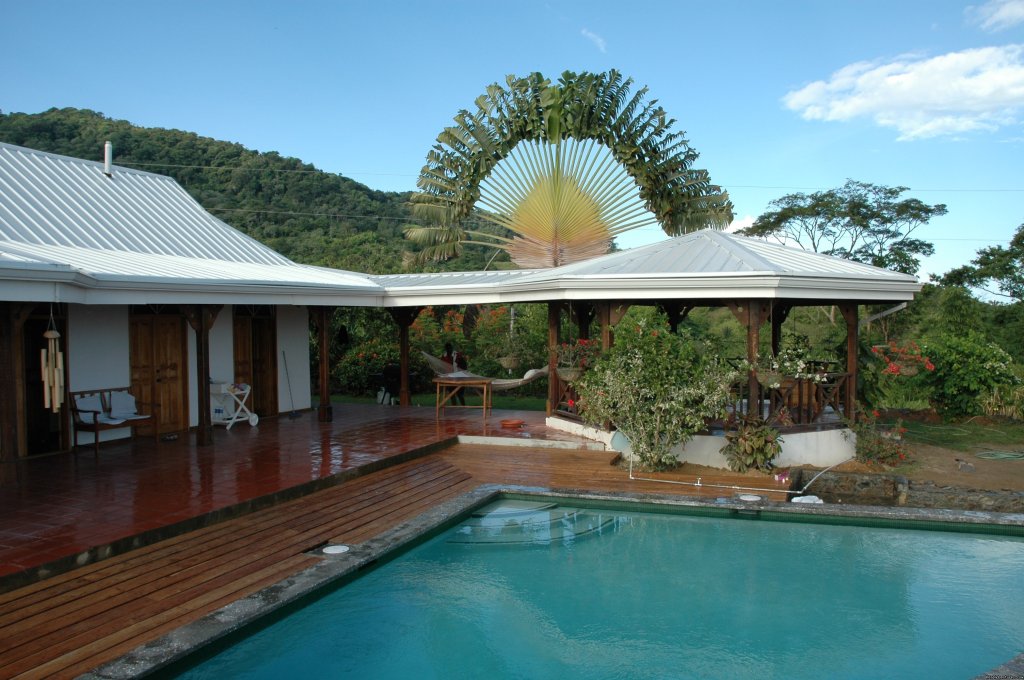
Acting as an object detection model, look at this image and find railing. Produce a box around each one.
[730,372,852,429]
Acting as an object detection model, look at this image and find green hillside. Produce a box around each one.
[0,108,503,273]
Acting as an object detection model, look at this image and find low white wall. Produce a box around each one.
[546,417,855,469]
[68,305,131,445]
[277,306,311,412]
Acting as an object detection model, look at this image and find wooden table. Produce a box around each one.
[434,375,493,421]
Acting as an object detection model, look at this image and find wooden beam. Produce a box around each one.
[659,301,694,333]
[313,307,334,421]
[840,303,859,422]
[387,307,422,407]
[184,305,221,446]
[547,302,561,416]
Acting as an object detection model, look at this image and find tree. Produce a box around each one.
[406,70,733,267]
[942,223,1024,302]
[741,180,945,275]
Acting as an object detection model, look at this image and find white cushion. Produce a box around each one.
[108,391,138,418]
[74,394,103,424]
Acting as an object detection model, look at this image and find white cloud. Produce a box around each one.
[967,0,1024,32]
[726,215,755,233]
[783,45,1024,140]
[581,28,607,53]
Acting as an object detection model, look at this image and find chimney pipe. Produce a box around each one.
[103,141,112,177]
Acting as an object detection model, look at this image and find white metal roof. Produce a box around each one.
[0,142,920,308]
[376,230,921,306]
[0,142,383,305]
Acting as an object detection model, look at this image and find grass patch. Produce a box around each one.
[899,419,1024,452]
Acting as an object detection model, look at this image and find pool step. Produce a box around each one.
[450,501,612,545]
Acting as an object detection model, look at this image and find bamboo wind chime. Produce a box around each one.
[41,308,64,413]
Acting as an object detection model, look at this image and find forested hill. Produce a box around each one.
[0,108,500,273]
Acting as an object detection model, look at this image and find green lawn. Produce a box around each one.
[900,419,1024,452]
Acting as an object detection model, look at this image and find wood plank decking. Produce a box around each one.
[0,443,788,679]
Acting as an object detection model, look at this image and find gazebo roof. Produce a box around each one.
[377,229,921,306]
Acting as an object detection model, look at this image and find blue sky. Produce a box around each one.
[2,0,1022,279]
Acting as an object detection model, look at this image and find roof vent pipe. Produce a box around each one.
[103,141,112,177]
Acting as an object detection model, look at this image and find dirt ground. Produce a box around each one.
[834,441,1024,492]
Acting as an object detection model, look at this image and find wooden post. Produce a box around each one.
[840,303,859,422]
[746,303,762,415]
[0,303,33,460]
[387,307,421,407]
[315,306,333,422]
[659,302,694,334]
[547,301,561,416]
[184,305,221,446]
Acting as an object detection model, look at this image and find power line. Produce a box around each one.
[114,160,1024,193]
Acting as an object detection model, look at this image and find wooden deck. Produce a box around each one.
[0,438,789,678]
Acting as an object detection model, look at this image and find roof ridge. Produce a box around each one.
[0,141,168,179]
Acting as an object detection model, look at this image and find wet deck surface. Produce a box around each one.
[0,404,792,678]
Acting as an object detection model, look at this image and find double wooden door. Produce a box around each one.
[129,314,188,435]
[233,309,278,419]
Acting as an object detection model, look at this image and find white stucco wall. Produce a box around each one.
[187,309,235,427]
[546,416,855,468]
[68,305,131,445]
[277,305,311,412]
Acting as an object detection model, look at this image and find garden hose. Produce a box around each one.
[975,450,1024,460]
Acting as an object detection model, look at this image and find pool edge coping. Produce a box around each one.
[83,485,1024,679]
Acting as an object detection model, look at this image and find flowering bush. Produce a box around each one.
[555,338,602,369]
[332,338,400,396]
[746,345,827,389]
[921,331,1020,417]
[576,323,738,470]
[844,407,910,467]
[871,340,935,376]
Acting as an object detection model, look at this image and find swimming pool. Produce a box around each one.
[173,499,1024,679]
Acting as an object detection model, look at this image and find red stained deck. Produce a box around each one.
[0,404,790,678]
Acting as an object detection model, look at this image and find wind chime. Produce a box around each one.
[41,306,64,413]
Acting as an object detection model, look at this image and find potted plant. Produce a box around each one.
[720,415,784,473]
[555,338,601,381]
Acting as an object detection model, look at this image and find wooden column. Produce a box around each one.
[0,303,33,460]
[314,306,333,422]
[547,301,561,416]
[184,304,221,446]
[840,303,859,422]
[727,300,768,417]
[387,307,422,407]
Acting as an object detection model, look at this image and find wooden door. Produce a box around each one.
[130,314,188,435]
[251,316,278,417]
[234,309,277,418]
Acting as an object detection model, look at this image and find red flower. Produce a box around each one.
[568,399,575,408]
[872,409,880,417]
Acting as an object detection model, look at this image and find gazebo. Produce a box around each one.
[370,229,921,467]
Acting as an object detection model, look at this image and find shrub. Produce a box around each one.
[720,416,783,473]
[921,332,1020,417]
[332,338,400,396]
[844,407,910,467]
[576,322,737,470]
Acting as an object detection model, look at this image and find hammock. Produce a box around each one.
[421,351,549,392]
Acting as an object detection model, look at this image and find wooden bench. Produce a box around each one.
[70,388,158,458]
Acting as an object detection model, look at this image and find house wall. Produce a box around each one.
[68,305,131,445]
[187,309,235,427]
[277,306,311,412]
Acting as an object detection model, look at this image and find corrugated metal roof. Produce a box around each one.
[0,142,291,265]
[519,229,916,281]
[369,269,537,289]
[0,239,379,289]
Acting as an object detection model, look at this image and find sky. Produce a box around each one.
[2,0,1023,280]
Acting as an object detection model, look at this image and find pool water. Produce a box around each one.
[178,501,1024,679]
